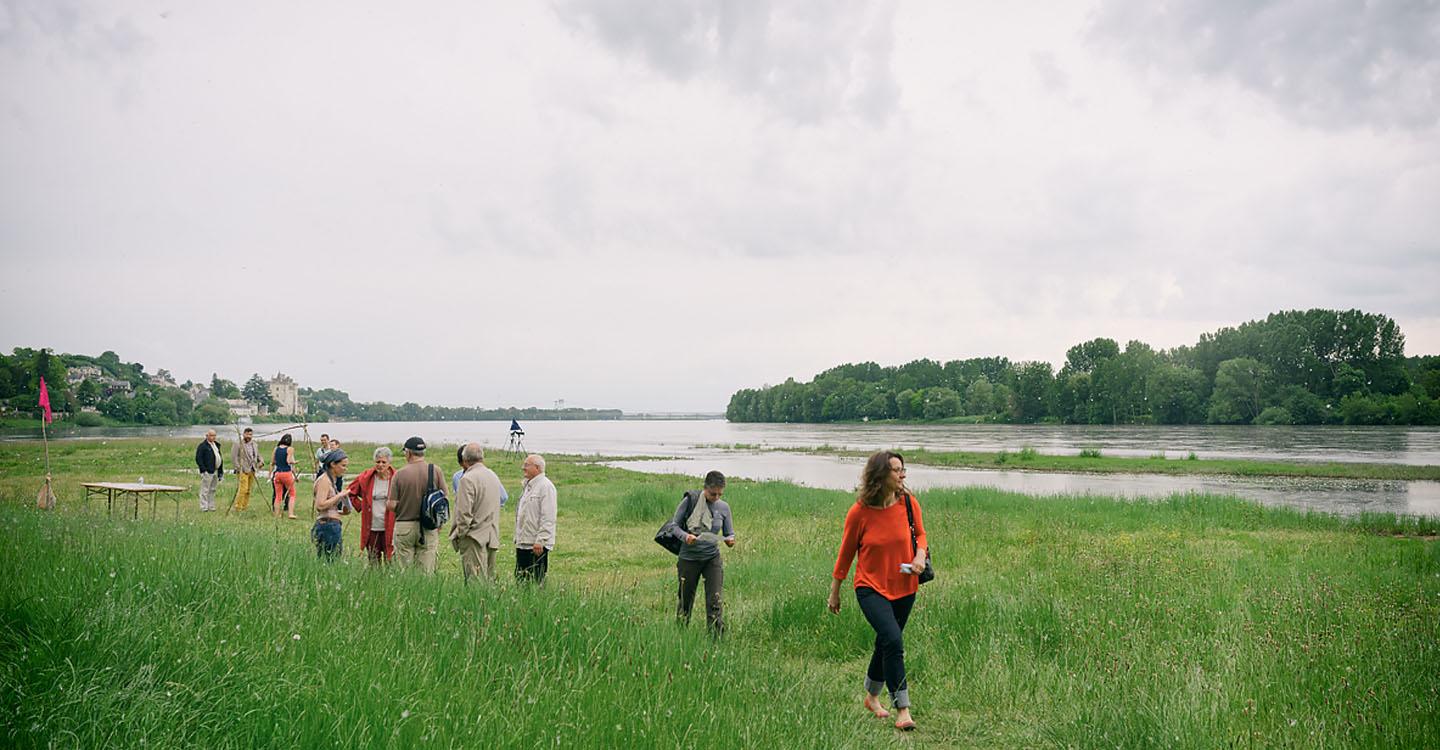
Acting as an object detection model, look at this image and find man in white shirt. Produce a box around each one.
[514,454,557,584]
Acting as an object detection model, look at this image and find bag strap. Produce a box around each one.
[680,490,699,532]
[903,494,919,556]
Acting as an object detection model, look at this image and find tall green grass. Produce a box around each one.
[2,438,1438,747]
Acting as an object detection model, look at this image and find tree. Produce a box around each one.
[194,397,231,424]
[922,387,963,420]
[1207,358,1271,424]
[1012,361,1054,422]
[1063,338,1120,374]
[242,374,276,411]
[964,377,994,416]
[895,388,919,420]
[1147,364,1206,424]
[210,374,241,399]
[992,383,1014,417]
[75,378,102,407]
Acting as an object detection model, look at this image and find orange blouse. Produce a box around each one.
[832,494,927,601]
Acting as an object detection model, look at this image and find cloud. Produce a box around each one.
[554,0,901,124]
[1089,0,1440,131]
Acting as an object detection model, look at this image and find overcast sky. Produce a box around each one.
[2,0,1437,412]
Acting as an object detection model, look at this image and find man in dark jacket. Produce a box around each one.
[194,429,223,512]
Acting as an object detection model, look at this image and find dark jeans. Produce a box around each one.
[677,554,724,634]
[516,547,548,584]
[312,520,343,561]
[856,586,916,708]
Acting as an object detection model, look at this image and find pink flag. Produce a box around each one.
[39,377,53,424]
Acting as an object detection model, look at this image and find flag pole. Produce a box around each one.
[36,377,57,510]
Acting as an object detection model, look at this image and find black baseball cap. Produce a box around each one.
[404,436,426,452]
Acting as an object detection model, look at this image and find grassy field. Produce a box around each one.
[773,445,1440,481]
[2,438,1438,748]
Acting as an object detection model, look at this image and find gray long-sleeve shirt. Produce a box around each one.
[671,493,734,562]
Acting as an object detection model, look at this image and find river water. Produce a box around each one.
[10,420,1439,517]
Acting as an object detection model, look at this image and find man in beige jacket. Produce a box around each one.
[450,442,505,581]
[514,453,557,584]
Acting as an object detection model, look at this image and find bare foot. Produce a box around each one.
[863,694,890,719]
[894,707,915,731]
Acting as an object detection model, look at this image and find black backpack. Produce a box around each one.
[419,463,450,532]
[653,490,699,555]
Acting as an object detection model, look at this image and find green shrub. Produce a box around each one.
[1079,447,1102,459]
[72,411,104,427]
[1254,406,1293,425]
[1018,446,1039,461]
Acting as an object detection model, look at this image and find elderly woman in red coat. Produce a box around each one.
[346,446,397,563]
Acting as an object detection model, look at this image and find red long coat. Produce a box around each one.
[346,467,396,559]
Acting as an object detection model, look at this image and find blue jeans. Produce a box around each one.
[312,520,343,560]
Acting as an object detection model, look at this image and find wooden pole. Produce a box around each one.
[37,418,56,510]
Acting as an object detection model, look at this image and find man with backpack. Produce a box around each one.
[388,436,447,573]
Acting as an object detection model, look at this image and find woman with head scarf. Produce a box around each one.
[312,449,353,560]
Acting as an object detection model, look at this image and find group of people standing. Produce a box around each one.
[194,430,559,583]
[196,431,929,731]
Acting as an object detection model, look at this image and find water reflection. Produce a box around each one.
[8,420,1440,466]
[602,454,1440,518]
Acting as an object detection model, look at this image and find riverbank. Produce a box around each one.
[2,437,1438,747]
[761,445,1440,481]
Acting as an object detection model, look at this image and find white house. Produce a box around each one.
[224,398,257,418]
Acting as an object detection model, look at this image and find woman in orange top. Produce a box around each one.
[828,451,928,732]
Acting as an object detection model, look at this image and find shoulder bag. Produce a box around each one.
[903,494,935,584]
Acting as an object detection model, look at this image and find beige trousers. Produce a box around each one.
[392,521,438,573]
[456,537,497,581]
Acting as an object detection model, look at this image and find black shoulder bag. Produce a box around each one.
[903,494,935,584]
[654,490,699,556]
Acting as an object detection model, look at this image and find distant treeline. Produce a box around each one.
[299,387,622,423]
[727,309,1440,426]
[0,348,622,426]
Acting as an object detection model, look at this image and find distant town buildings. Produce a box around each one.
[224,398,257,419]
[147,369,176,388]
[67,365,103,385]
[101,378,132,397]
[187,383,210,405]
[268,373,300,416]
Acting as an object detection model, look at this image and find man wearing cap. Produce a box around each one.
[230,427,264,511]
[388,436,447,573]
[450,442,505,581]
